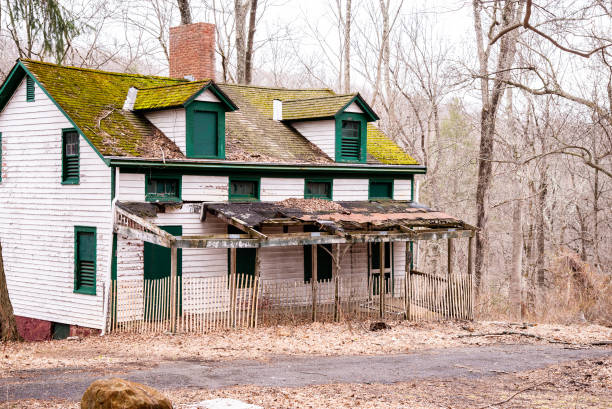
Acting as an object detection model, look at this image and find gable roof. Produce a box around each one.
[132,81,238,111]
[0,59,419,166]
[281,93,378,122]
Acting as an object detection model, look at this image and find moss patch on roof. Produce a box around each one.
[22,59,186,157]
[133,81,211,110]
[367,123,419,165]
[281,94,356,120]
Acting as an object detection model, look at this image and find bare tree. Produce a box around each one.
[472,0,521,296]
[177,0,192,25]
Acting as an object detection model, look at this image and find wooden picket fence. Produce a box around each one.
[108,272,473,333]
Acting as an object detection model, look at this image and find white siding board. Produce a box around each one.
[291,120,335,159]
[194,89,220,102]
[344,102,363,113]
[394,179,412,200]
[333,179,368,201]
[182,175,228,202]
[0,78,111,329]
[117,172,145,201]
[145,109,186,154]
[260,177,304,201]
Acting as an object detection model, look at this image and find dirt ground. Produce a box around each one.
[3,356,610,408]
[1,320,610,377]
[0,321,610,408]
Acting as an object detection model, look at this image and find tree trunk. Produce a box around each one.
[535,178,547,287]
[234,0,249,83]
[244,0,258,84]
[0,241,20,342]
[343,0,352,93]
[177,0,192,25]
[472,0,520,296]
[510,199,523,320]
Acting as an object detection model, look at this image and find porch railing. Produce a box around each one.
[108,272,473,333]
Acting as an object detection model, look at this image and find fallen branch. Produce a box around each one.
[456,331,571,344]
[479,381,553,408]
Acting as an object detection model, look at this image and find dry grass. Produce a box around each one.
[3,357,610,409]
[1,320,610,377]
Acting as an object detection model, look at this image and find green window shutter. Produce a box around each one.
[62,129,79,184]
[340,120,361,160]
[26,76,35,102]
[304,179,332,200]
[229,177,260,201]
[192,110,218,157]
[74,226,96,295]
[369,179,393,200]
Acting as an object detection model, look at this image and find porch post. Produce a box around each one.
[333,244,340,322]
[251,248,261,328]
[230,247,237,327]
[170,245,178,333]
[404,241,412,320]
[467,235,474,320]
[311,244,318,322]
[379,241,385,319]
[447,238,454,319]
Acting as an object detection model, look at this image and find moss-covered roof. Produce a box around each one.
[281,94,356,120]
[14,59,418,165]
[133,81,211,110]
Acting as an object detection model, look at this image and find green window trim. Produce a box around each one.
[304,178,333,200]
[185,101,226,159]
[61,128,80,185]
[74,226,97,295]
[229,176,260,201]
[369,178,394,200]
[26,75,35,102]
[145,173,182,203]
[335,112,367,163]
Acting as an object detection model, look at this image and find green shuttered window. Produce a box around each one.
[26,76,35,102]
[62,129,79,184]
[229,177,260,201]
[305,179,332,200]
[186,101,226,159]
[74,226,96,295]
[340,120,361,160]
[145,173,181,202]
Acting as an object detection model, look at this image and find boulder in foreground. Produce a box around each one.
[81,378,173,409]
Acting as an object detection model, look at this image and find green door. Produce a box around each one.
[192,110,218,157]
[144,225,182,319]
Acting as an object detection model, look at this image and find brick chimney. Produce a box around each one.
[169,22,216,81]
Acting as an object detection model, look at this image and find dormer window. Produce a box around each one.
[340,120,361,161]
[186,101,225,158]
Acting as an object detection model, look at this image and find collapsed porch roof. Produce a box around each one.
[115,199,475,249]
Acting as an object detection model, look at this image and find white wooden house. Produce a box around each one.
[0,23,474,339]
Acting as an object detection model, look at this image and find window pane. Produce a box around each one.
[147,177,179,200]
[370,181,392,199]
[64,132,79,156]
[232,180,256,196]
[305,181,331,199]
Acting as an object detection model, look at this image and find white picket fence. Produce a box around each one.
[108,272,473,333]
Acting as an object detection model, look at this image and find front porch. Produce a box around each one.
[108,199,476,333]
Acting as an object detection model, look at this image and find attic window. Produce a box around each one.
[62,129,79,184]
[340,120,361,161]
[26,76,35,102]
[186,102,226,159]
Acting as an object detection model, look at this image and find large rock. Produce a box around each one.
[81,378,173,409]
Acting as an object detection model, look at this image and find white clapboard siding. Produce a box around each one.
[344,102,363,113]
[0,78,111,329]
[145,109,186,154]
[194,89,220,103]
[333,179,369,201]
[259,225,304,281]
[182,175,228,202]
[260,177,304,201]
[117,172,145,201]
[394,179,413,200]
[291,120,335,159]
[393,242,407,278]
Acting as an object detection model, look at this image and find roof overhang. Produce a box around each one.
[114,200,475,249]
